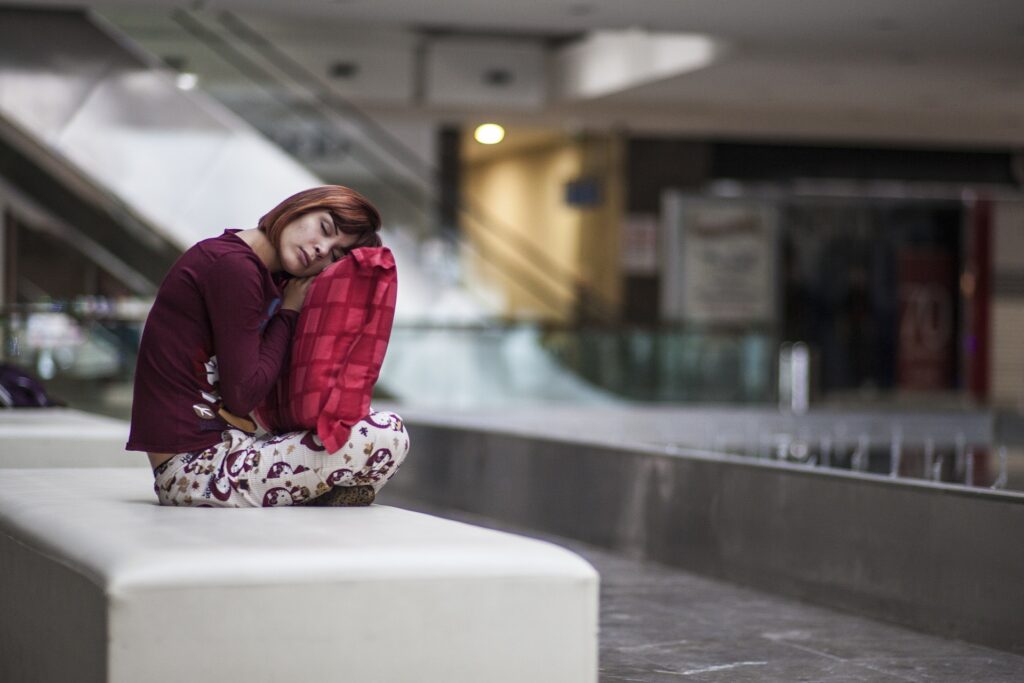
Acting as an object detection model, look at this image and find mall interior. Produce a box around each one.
[1,2,1023,682]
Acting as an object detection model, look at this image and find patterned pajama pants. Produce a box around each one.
[153,410,409,507]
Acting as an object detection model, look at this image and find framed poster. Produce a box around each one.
[661,193,778,324]
[897,250,955,391]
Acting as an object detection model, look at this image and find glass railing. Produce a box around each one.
[4,300,1021,491]
[543,326,774,403]
[0,302,770,410]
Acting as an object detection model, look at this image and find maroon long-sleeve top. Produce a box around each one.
[127,230,298,454]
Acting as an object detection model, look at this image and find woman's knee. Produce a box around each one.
[382,410,410,463]
[363,409,407,440]
[360,410,409,479]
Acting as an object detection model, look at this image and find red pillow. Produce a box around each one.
[255,247,397,452]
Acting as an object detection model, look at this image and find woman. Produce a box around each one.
[126,186,409,507]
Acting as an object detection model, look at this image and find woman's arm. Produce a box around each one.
[202,253,298,417]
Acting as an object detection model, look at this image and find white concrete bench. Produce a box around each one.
[0,408,142,468]
[0,468,598,683]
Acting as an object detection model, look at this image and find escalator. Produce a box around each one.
[0,6,616,409]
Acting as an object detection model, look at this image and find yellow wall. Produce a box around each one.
[462,132,623,322]
[575,134,624,318]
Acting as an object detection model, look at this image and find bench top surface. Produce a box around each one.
[0,409,138,468]
[0,407,128,438]
[0,468,596,594]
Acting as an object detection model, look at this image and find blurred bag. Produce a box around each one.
[0,363,60,408]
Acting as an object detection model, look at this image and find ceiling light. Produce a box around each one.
[176,72,199,91]
[556,30,722,100]
[474,123,505,145]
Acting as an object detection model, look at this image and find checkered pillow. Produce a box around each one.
[255,247,397,452]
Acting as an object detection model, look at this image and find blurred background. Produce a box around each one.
[2,1,1024,488]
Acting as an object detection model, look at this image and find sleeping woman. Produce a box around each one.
[126,185,409,507]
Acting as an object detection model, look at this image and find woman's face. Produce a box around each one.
[278,210,359,276]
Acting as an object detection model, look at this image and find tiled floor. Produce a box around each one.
[381,491,1024,683]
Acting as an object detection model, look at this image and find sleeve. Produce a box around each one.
[201,253,298,416]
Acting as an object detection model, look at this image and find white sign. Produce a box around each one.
[661,195,777,324]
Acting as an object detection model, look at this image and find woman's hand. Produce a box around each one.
[281,276,316,312]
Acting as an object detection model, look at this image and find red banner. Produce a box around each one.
[897,251,955,390]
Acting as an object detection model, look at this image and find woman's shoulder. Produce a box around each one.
[193,229,247,253]
[190,232,275,294]
[190,231,263,269]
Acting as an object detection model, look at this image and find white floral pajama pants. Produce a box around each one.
[153,410,409,507]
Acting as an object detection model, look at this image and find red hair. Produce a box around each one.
[258,185,382,253]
